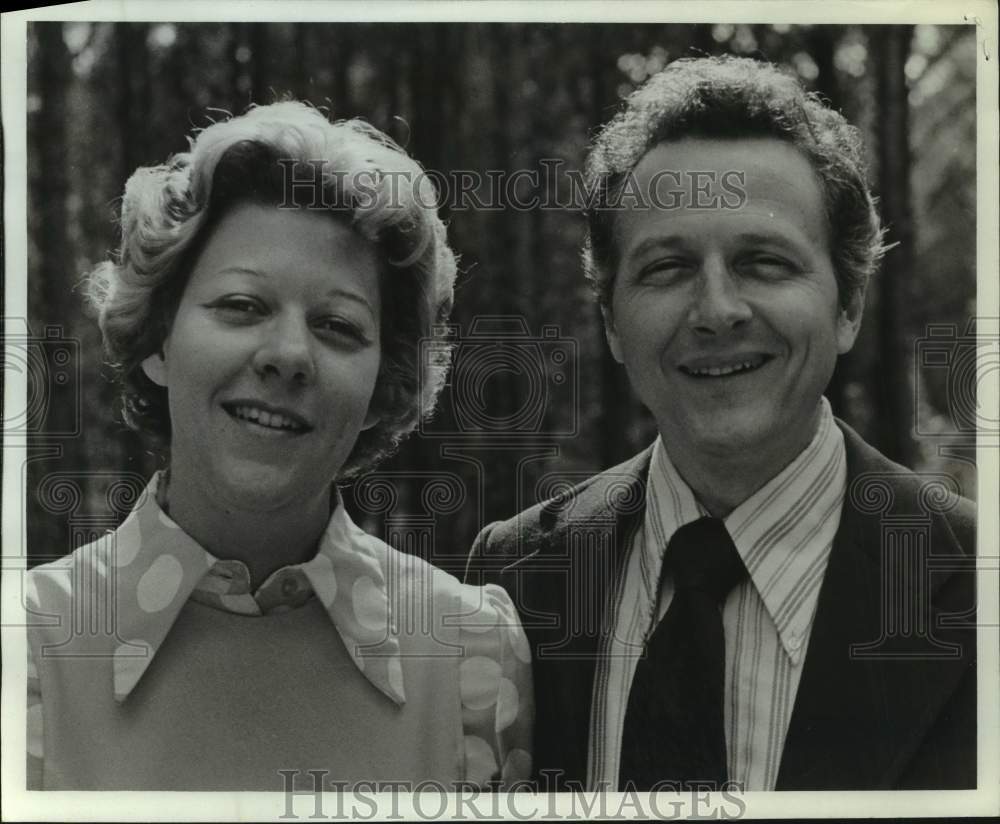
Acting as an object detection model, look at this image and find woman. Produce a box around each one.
[26,102,532,790]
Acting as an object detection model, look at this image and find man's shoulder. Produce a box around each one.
[838,419,976,550]
[471,447,652,560]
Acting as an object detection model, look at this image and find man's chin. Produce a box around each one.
[665,417,777,460]
[695,433,765,458]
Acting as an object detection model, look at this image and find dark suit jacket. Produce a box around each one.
[466,421,977,790]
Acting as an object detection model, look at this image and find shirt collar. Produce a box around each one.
[110,472,405,706]
[644,397,847,663]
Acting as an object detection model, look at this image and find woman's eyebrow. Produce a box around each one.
[211,269,376,317]
[325,287,377,319]
[212,265,262,277]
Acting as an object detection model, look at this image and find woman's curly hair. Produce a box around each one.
[87,101,457,478]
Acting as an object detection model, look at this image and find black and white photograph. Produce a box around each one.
[2,0,997,820]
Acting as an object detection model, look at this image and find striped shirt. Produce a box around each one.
[587,398,846,790]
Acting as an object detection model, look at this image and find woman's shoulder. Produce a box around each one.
[26,530,118,609]
[27,480,159,612]
[356,539,534,785]
[362,532,518,617]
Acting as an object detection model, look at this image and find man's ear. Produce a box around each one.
[141,351,169,387]
[835,289,865,355]
[601,305,625,364]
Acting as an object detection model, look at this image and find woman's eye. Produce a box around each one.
[209,296,266,320]
[314,317,369,346]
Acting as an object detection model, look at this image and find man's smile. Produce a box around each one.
[677,353,774,378]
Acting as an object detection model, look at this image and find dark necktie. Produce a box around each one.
[618,516,748,791]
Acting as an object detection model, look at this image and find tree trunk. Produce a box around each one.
[807,26,851,418]
[872,25,915,466]
[115,23,151,177]
[589,26,634,467]
[27,23,72,563]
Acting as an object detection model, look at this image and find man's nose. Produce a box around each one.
[686,256,753,334]
[251,314,316,385]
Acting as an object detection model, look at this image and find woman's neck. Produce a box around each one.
[157,469,332,589]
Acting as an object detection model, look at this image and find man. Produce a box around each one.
[466,56,976,792]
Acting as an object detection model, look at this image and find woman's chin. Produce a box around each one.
[209,465,331,514]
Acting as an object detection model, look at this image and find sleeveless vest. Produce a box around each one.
[28,560,465,790]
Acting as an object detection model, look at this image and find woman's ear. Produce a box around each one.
[141,351,169,387]
[361,406,380,432]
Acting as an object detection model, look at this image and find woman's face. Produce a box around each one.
[142,201,382,511]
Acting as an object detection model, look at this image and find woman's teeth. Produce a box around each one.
[231,405,305,431]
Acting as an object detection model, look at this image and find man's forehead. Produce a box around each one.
[614,136,830,254]
[631,136,821,195]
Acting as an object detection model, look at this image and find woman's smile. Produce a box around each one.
[221,400,313,434]
[141,202,383,510]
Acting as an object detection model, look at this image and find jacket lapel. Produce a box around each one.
[776,422,975,789]
[501,448,651,785]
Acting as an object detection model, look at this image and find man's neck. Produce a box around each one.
[661,410,823,519]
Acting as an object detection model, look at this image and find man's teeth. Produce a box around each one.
[686,360,762,377]
[232,405,304,431]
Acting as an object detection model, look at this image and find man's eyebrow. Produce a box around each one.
[623,235,689,262]
[733,230,817,253]
[734,231,796,245]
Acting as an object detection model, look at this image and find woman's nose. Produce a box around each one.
[251,315,316,385]
[686,256,753,334]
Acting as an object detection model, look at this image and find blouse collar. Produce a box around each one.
[110,472,405,706]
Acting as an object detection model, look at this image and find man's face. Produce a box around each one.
[604,137,862,465]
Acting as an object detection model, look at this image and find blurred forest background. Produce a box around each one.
[22,22,979,575]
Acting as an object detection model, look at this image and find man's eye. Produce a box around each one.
[742,254,793,275]
[639,259,693,283]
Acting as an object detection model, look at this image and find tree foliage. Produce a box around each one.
[25,23,978,572]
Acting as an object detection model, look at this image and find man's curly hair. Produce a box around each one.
[583,55,888,311]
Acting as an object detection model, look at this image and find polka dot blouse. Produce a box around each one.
[26,472,533,789]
